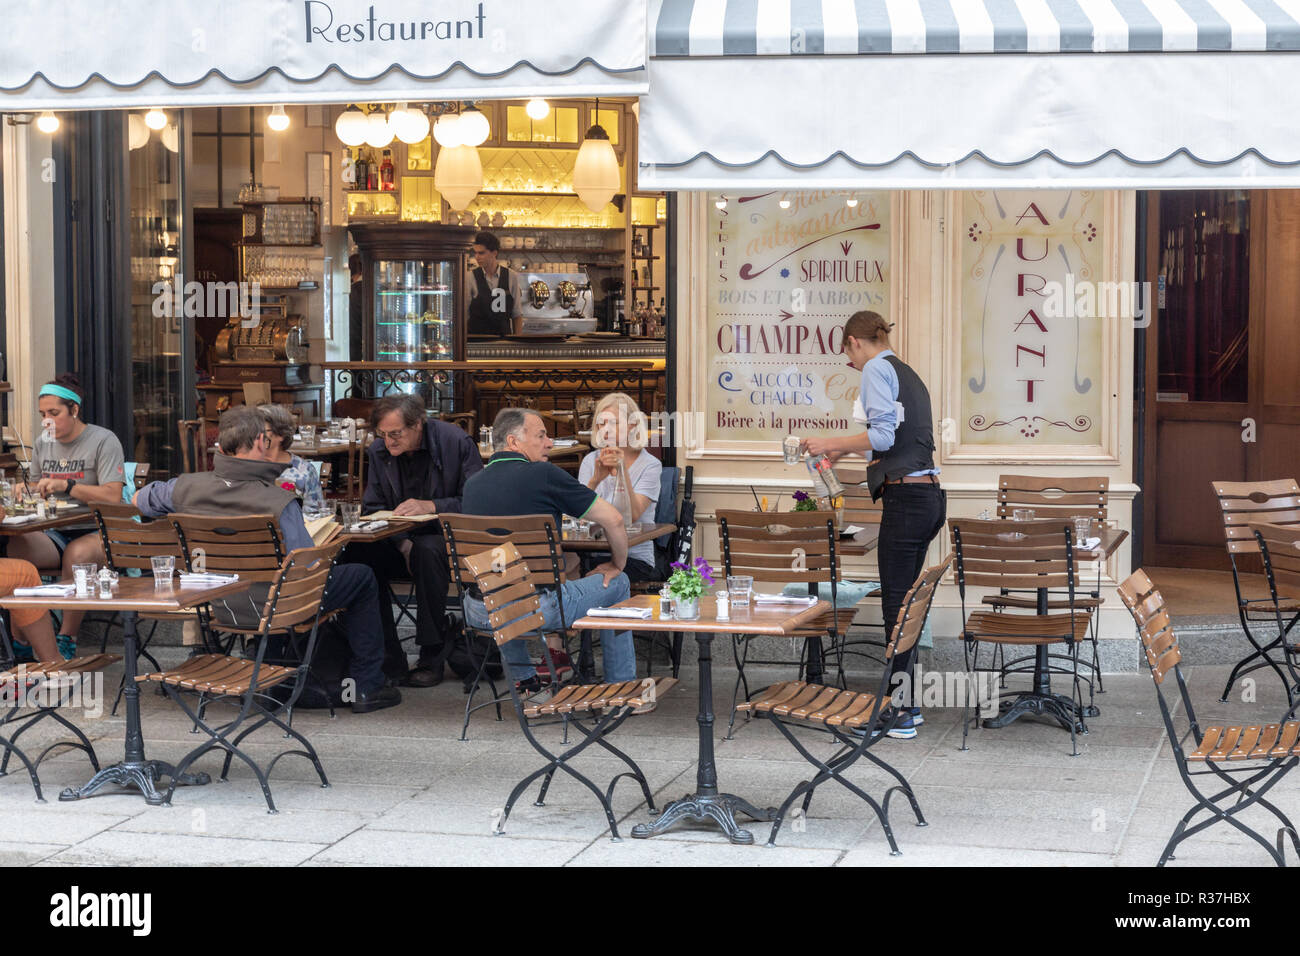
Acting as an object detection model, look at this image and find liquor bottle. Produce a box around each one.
[380,150,395,191]
[805,453,845,499]
[366,150,378,191]
[354,151,368,192]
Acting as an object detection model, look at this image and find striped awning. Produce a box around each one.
[639,0,1300,188]
[651,0,1300,56]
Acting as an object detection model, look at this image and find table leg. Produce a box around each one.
[60,610,210,805]
[632,631,775,845]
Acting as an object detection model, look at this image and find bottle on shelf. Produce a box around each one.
[354,150,368,192]
[365,150,378,191]
[380,150,395,191]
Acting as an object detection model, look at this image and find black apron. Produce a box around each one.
[468,266,514,337]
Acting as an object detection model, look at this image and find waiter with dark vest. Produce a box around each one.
[802,310,944,740]
[467,231,522,336]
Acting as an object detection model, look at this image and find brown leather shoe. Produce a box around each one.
[400,665,445,688]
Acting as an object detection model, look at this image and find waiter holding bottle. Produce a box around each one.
[802,310,944,740]
[467,231,523,336]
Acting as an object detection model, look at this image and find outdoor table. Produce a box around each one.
[0,505,96,538]
[289,438,359,459]
[573,594,831,844]
[560,522,675,553]
[982,523,1129,732]
[336,519,417,545]
[0,575,250,805]
[479,443,590,462]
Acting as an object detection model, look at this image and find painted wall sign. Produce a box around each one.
[961,190,1104,445]
[706,191,891,444]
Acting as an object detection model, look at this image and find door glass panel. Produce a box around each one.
[1157,190,1250,403]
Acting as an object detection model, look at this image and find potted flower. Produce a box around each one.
[792,488,844,530]
[666,556,715,620]
[791,490,818,512]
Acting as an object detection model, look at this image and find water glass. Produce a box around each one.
[300,424,317,447]
[341,502,362,531]
[1073,516,1093,542]
[727,575,754,606]
[327,420,343,440]
[782,435,801,465]
[73,564,96,597]
[151,555,176,586]
[1013,508,1035,522]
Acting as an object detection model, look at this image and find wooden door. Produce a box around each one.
[1143,190,1300,570]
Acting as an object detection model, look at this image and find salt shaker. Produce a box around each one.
[659,587,674,618]
[716,590,730,620]
[97,567,114,599]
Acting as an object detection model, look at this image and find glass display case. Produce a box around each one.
[373,258,456,363]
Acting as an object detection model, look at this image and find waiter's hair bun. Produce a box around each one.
[844,311,894,343]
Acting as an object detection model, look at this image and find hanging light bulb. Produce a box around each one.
[364,109,394,148]
[161,123,179,152]
[573,108,619,213]
[36,111,59,134]
[267,104,290,132]
[433,111,464,148]
[144,108,168,130]
[128,113,150,149]
[525,97,550,121]
[434,143,483,211]
[391,103,430,144]
[457,105,490,147]
[334,105,368,146]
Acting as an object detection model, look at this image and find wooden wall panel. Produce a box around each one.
[1154,419,1246,549]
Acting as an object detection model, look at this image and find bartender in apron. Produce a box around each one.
[467,231,522,336]
[802,310,944,740]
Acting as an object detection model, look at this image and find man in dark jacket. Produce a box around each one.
[133,407,399,713]
[340,394,482,687]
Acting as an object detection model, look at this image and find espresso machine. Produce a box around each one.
[517,271,597,334]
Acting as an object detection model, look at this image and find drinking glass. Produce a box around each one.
[1073,516,1093,542]
[782,435,801,465]
[73,563,97,597]
[1013,508,1035,522]
[300,424,317,447]
[327,420,342,440]
[341,502,362,531]
[151,555,176,587]
[727,575,753,607]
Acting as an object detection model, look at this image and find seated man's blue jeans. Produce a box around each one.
[462,571,636,683]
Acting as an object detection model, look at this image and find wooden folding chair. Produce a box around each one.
[0,627,120,802]
[461,541,676,840]
[987,475,1109,695]
[717,509,855,739]
[738,557,949,853]
[441,513,571,741]
[1249,521,1300,708]
[143,543,342,813]
[1118,569,1300,866]
[950,517,1093,756]
[1212,480,1300,704]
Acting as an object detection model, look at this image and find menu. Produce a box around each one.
[705,191,891,444]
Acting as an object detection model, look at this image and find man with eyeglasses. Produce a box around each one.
[339,393,482,688]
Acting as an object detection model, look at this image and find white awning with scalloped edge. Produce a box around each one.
[638,0,1300,189]
[0,0,647,109]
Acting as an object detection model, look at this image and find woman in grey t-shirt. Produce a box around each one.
[8,375,126,659]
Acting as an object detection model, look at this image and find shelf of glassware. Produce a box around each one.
[372,258,456,362]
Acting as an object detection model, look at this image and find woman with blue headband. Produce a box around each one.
[8,373,126,659]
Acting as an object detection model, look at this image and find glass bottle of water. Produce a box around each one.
[609,457,636,529]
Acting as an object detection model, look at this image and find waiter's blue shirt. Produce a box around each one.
[859,349,939,477]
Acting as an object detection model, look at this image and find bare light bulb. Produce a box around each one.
[525,98,550,120]
[267,105,290,131]
[144,108,167,130]
[36,111,59,134]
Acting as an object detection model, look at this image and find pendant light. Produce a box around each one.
[433,111,464,148]
[36,111,59,134]
[267,104,290,132]
[364,109,394,148]
[161,123,179,153]
[391,103,430,144]
[334,105,368,146]
[128,113,150,149]
[458,104,490,147]
[434,143,483,211]
[525,98,550,120]
[144,108,168,131]
[573,99,619,212]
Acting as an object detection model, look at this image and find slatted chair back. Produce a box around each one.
[1251,521,1300,605]
[716,509,839,590]
[169,513,286,583]
[997,474,1108,521]
[887,556,951,661]
[94,508,183,573]
[177,420,211,473]
[441,411,476,436]
[343,429,373,501]
[1212,479,1300,561]
[840,481,883,530]
[257,543,343,635]
[948,517,1079,601]
[461,542,546,649]
[440,513,566,593]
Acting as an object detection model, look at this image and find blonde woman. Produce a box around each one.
[577,392,662,583]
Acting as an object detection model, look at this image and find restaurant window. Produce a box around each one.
[1156,190,1250,403]
[504,104,580,144]
[190,108,263,208]
[130,114,186,476]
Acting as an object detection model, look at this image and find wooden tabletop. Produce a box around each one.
[561,522,675,551]
[337,521,412,544]
[479,443,591,461]
[1074,524,1128,560]
[0,506,96,537]
[837,524,881,557]
[290,439,359,458]
[571,594,832,636]
[0,575,250,612]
